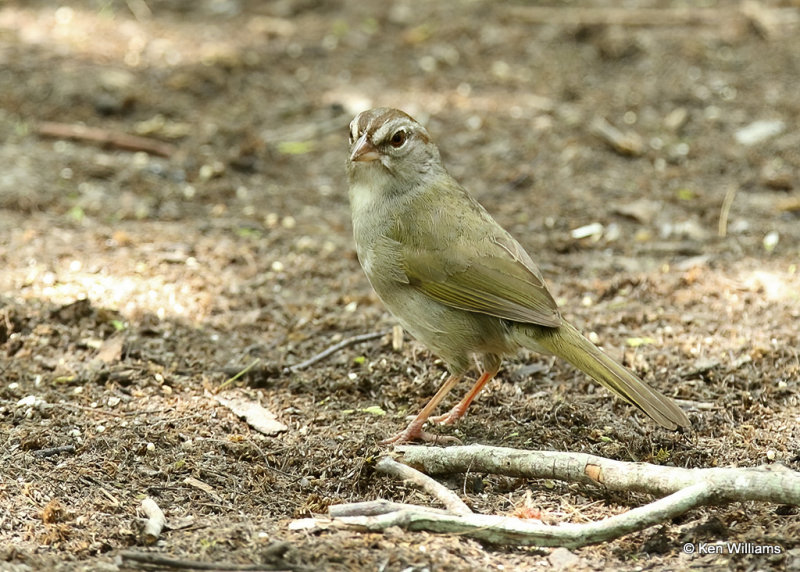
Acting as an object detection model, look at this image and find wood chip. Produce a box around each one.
[213,392,288,436]
[95,335,124,365]
[590,117,644,156]
[391,324,404,352]
[183,476,222,502]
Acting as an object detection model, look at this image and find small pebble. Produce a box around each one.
[763,231,779,252]
[735,120,785,146]
[571,222,604,240]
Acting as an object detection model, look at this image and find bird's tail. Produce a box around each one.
[515,321,690,430]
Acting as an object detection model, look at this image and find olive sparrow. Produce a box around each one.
[346,107,690,444]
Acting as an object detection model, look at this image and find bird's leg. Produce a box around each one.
[380,374,462,445]
[429,367,499,425]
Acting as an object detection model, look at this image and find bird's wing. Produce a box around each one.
[401,231,562,328]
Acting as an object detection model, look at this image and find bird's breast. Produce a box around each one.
[348,181,375,216]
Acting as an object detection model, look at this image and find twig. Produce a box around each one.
[391,324,404,352]
[32,445,76,458]
[140,497,166,545]
[718,184,739,237]
[182,476,222,503]
[80,475,122,507]
[325,482,712,547]
[36,121,176,158]
[308,445,800,547]
[396,445,800,505]
[674,398,717,411]
[283,330,390,373]
[329,499,451,518]
[375,456,472,515]
[119,550,298,571]
[219,358,261,390]
[590,117,644,157]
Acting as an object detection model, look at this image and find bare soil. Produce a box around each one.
[1,1,799,570]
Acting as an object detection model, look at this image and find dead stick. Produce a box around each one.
[326,482,714,547]
[375,456,472,515]
[718,184,738,237]
[329,499,450,518]
[140,497,166,545]
[32,445,76,458]
[590,117,644,157]
[284,330,390,373]
[396,445,800,505]
[37,121,176,158]
[219,358,261,390]
[119,550,298,571]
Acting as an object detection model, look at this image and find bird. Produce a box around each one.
[345,107,690,444]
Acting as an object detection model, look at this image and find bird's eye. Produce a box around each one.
[389,130,407,148]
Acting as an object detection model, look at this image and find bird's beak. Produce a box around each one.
[349,135,380,163]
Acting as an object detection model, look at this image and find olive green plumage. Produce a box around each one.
[347,107,690,441]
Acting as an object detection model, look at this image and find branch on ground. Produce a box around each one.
[36,121,176,157]
[295,445,799,548]
[397,445,800,505]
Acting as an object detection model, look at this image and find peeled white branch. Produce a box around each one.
[395,445,800,506]
[140,497,166,545]
[332,481,711,547]
[375,456,472,515]
[311,445,800,547]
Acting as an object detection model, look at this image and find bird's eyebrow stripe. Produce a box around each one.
[371,118,412,143]
[351,109,430,146]
[371,118,428,145]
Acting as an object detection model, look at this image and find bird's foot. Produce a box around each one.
[380,422,462,446]
[429,405,468,426]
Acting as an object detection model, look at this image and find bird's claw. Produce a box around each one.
[380,426,462,446]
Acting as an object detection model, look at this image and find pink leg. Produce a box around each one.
[429,368,499,425]
[381,375,462,445]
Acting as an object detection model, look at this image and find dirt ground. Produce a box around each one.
[1,1,799,570]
